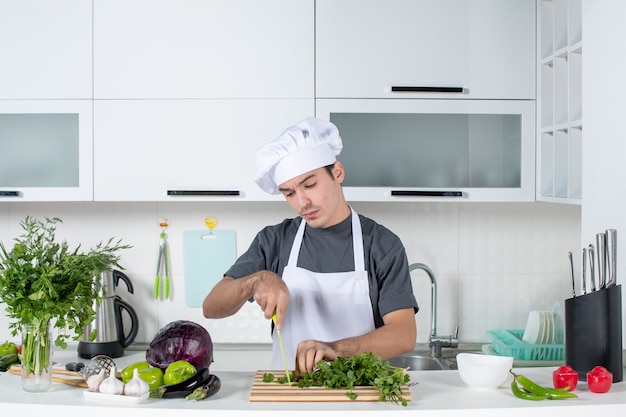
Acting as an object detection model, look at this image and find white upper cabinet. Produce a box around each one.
[93,0,314,99]
[93,99,313,201]
[0,0,92,99]
[316,0,536,100]
[0,100,94,201]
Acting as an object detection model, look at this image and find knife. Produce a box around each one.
[606,229,617,287]
[568,251,576,298]
[589,244,596,292]
[272,311,291,385]
[581,247,587,295]
[596,233,607,289]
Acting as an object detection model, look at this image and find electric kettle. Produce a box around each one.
[77,270,139,359]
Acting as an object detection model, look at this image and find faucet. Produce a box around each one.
[409,263,459,357]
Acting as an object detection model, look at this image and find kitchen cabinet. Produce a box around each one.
[0,0,92,99]
[0,100,94,201]
[93,99,313,201]
[537,0,582,204]
[315,0,536,100]
[93,0,314,99]
[317,99,536,202]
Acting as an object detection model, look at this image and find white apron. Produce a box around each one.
[271,209,375,369]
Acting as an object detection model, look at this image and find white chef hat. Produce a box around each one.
[255,117,342,194]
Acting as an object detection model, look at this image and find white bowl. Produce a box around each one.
[456,353,514,389]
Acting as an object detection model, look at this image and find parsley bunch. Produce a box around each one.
[266,352,410,406]
[0,216,130,348]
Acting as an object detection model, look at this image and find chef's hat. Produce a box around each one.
[255,117,342,194]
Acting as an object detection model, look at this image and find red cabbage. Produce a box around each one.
[146,320,213,371]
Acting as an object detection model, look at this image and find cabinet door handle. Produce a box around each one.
[391,86,464,93]
[167,190,240,196]
[391,190,463,197]
[0,191,20,197]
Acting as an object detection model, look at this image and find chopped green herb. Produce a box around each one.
[262,372,275,383]
[266,352,410,406]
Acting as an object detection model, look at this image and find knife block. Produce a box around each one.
[564,285,623,382]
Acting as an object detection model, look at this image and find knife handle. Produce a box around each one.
[588,244,596,292]
[596,233,607,289]
[606,229,617,287]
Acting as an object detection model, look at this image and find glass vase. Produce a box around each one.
[21,321,53,392]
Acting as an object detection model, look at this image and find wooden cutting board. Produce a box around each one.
[183,229,237,307]
[249,370,411,403]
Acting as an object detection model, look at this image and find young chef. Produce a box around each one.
[202,117,418,373]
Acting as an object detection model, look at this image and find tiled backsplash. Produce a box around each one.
[0,201,580,346]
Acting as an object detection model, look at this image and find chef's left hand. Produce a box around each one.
[294,340,338,374]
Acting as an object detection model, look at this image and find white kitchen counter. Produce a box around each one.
[1,350,626,417]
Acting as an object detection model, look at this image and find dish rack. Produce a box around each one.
[486,329,565,361]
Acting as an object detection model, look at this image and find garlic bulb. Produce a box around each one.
[98,366,125,395]
[124,368,150,397]
[86,368,106,392]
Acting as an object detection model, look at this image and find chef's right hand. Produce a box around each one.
[251,270,289,328]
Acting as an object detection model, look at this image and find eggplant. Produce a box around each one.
[185,374,221,401]
[150,367,211,398]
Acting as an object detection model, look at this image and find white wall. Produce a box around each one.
[0,201,580,347]
[581,1,626,340]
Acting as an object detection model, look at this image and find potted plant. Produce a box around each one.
[0,216,130,392]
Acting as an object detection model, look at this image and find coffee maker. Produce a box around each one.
[78,270,139,359]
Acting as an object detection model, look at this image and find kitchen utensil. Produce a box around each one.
[77,270,139,359]
[7,356,114,388]
[8,365,88,388]
[596,233,607,289]
[522,311,542,344]
[568,251,576,297]
[154,217,171,300]
[456,353,513,389]
[565,285,623,382]
[589,244,597,292]
[182,225,237,308]
[582,247,587,295]
[552,302,565,344]
[83,355,116,379]
[606,229,617,287]
[272,311,291,385]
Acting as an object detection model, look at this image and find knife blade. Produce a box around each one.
[272,311,291,385]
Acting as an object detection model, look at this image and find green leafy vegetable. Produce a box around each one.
[0,216,130,348]
[266,352,410,406]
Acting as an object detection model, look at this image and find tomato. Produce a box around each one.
[121,360,151,383]
[163,360,197,385]
[553,365,578,391]
[587,366,613,393]
[0,341,18,356]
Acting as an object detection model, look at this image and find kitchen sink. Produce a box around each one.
[388,347,484,371]
[388,353,450,371]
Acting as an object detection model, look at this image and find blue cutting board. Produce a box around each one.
[183,229,237,307]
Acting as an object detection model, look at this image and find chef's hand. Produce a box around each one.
[250,270,290,328]
[295,340,339,374]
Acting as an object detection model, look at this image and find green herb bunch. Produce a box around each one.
[264,352,411,406]
[0,216,131,348]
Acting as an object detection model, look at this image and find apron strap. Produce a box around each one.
[287,207,365,272]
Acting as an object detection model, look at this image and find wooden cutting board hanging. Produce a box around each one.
[249,370,412,403]
[183,229,237,307]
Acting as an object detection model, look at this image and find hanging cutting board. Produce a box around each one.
[183,229,237,307]
[249,371,412,402]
